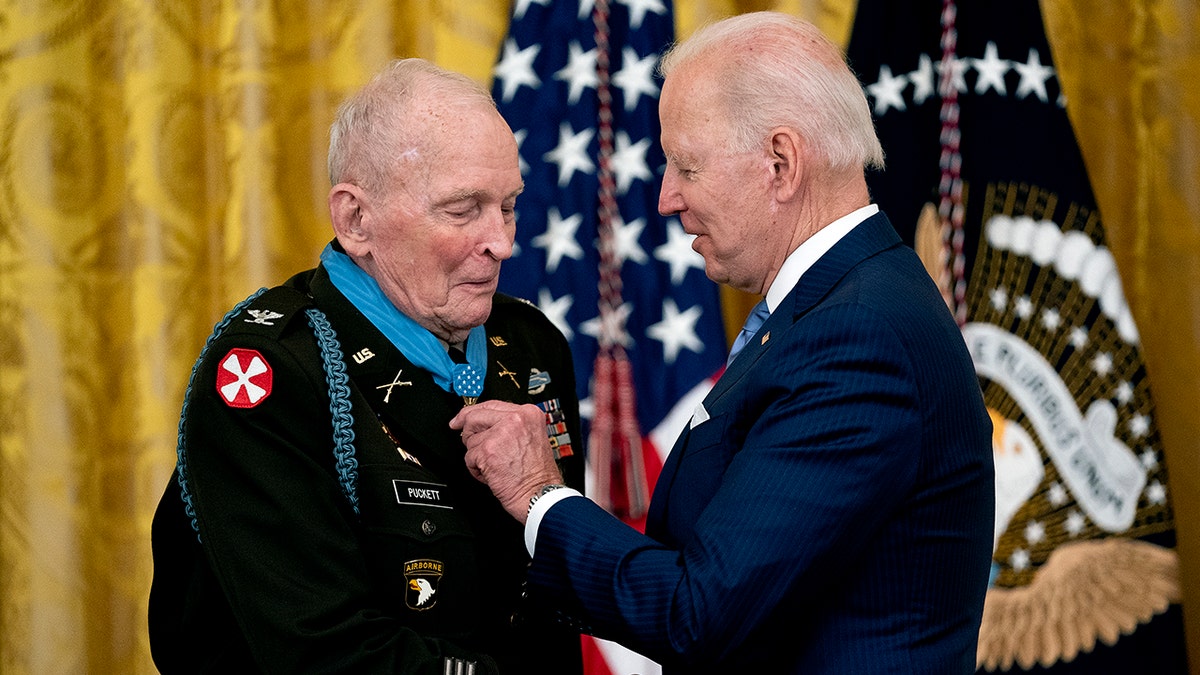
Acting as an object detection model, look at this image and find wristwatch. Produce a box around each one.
[528,483,568,516]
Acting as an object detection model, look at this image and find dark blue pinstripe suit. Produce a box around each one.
[528,212,995,673]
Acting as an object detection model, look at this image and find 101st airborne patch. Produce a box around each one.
[404,559,443,611]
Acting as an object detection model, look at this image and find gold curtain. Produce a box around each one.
[0,1,513,672]
[1039,0,1200,665]
[0,1,1196,672]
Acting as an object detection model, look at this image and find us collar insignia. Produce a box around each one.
[496,361,521,388]
[376,370,413,404]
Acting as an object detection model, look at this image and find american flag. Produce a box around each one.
[492,0,725,672]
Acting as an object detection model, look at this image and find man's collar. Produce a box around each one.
[764,204,880,311]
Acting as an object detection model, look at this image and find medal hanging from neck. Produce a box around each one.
[451,346,484,406]
[321,244,487,406]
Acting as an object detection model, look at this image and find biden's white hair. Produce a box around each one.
[659,12,884,172]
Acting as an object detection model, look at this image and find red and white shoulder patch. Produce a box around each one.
[215,348,273,408]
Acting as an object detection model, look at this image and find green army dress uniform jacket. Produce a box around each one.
[149,263,584,674]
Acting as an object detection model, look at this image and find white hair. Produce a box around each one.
[659,12,884,172]
[327,58,497,194]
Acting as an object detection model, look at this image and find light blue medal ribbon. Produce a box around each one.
[320,244,486,403]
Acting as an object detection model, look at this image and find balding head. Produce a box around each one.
[328,58,499,197]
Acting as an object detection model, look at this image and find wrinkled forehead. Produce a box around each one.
[403,94,503,152]
[388,99,513,177]
[391,107,521,201]
[661,66,732,144]
[662,55,730,115]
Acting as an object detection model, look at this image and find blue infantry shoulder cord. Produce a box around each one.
[305,307,360,515]
[175,289,360,543]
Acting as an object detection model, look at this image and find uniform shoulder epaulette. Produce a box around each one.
[495,292,536,309]
[492,293,563,336]
[176,283,358,541]
[220,285,313,340]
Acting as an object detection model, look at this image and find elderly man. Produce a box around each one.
[149,59,583,674]
[453,12,994,674]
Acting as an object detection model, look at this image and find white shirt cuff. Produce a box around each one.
[524,487,583,556]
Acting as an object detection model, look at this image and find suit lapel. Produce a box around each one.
[703,212,902,406]
[648,212,903,535]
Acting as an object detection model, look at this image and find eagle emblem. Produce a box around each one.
[403,559,443,611]
[244,309,284,325]
[409,578,435,607]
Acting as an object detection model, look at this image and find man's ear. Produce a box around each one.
[768,127,805,202]
[329,182,370,256]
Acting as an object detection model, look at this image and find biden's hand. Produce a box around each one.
[450,400,564,524]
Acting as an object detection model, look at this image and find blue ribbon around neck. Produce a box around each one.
[320,244,486,399]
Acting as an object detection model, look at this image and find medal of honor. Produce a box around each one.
[453,362,483,406]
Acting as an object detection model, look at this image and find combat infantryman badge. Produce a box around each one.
[404,559,443,611]
[216,348,273,408]
[527,368,551,395]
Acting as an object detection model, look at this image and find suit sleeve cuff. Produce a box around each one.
[524,487,583,556]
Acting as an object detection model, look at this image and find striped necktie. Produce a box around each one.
[727,300,770,365]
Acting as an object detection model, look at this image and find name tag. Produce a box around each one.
[393,480,452,509]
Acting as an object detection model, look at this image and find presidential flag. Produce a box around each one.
[491,1,725,673]
[848,1,1186,672]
